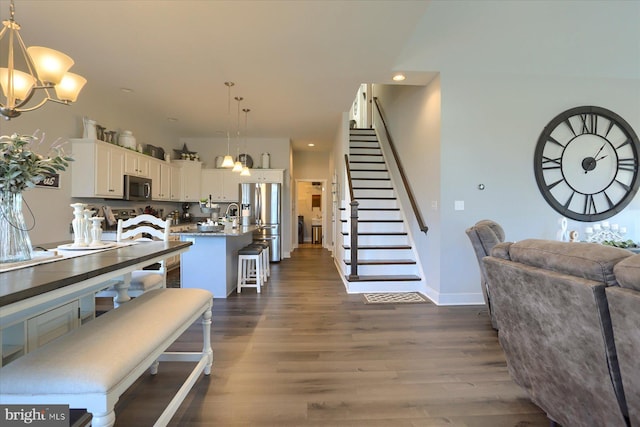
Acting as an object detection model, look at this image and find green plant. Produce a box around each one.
[602,239,638,249]
[0,132,73,193]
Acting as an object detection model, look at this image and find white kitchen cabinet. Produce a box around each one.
[149,160,171,201]
[71,139,125,198]
[239,169,284,184]
[173,160,202,202]
[170,165,182,201]
[200,169,241,202]
[124,151,150,177]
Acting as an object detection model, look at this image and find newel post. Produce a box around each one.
[349,200,359,279]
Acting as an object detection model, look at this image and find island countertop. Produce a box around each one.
[174,224,258,237]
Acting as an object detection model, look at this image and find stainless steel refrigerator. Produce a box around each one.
[240,182,281,262]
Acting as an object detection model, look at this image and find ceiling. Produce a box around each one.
[1,0,436,152]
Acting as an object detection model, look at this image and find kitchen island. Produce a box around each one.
[179,225,258,298]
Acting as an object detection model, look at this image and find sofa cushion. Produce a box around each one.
[490,242,512,260]
[613,254,640,292]
[509,239,632,286]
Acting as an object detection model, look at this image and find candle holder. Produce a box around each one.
[70,203,88,247]
[89,217,104,246]
[584,222,627,243]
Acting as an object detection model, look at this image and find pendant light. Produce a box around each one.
[232,95,244,172]
[0,0,86,119]
[241,108,251,176]
[220,81,235,168]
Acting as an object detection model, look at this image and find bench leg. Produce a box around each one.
[203,306,213,375]
[113,273,132,307]
[91,410,116,427]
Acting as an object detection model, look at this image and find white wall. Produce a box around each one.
[374,79,442,298]
[375,0,640,304]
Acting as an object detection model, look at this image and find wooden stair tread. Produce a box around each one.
[339,207,400,211]
[354,197,396,200]
[350,168,388,172]
[350,161,386,164]
[343,245,412,250]
[349,153,383,156]
[351,177,391,181]
[342,232,407,236]
[353,187,394,190]
[346,274,421,282]
[340,219,402,223]
[350,146,381,150]
[343,259,416,265]
[358,219,403,223]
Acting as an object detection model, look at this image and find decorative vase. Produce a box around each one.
[0,191,33,263]
[118,130,136,150]
[70,203,87,247]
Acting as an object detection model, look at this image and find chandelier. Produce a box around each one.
[221,81,235,168]
[0,0,86,120]
[232,96,244,172]
[241,108,251,176]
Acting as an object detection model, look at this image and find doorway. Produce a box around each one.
[295,179,326,248]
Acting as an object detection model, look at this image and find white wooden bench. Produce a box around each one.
[0,288,213,427]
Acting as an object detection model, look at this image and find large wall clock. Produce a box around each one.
[534,106,640,222]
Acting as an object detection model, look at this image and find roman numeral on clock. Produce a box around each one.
[542,156,561,170]
[619,158,637,172]
[580,113,598,135]
[583,194,597,215]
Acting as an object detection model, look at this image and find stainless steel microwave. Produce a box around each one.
[123,175,152,201]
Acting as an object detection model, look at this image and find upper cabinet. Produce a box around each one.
[71,139,125,199]
[200,169,241,203]
[124,151,150,177]
[172,160,202,202]
[239,169,284,184]
[149,159,171,201]
[71,139,282,202]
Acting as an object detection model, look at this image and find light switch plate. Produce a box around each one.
[454,200,465,211]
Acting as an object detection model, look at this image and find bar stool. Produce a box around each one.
[237,245,263,293]
[249,241,270,282]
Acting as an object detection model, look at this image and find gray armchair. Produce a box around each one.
[465,220,505,329]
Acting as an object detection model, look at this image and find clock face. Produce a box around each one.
[534,106,640,222]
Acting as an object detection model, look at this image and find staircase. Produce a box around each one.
[340,128,423,293]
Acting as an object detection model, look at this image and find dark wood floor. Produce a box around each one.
[113,246,547,426]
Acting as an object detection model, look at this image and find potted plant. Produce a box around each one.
[0,132,72,263]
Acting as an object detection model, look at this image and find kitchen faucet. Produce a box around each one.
[225,203,239,218]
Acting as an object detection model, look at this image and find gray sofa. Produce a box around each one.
[465,220,505,329]
[483,239,638,427]
[608,254,640,426]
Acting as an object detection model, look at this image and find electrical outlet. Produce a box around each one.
[454,200,465,211]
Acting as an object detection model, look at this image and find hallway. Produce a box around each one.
[114,246,547,426]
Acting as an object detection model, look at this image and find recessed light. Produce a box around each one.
[308,143,315,147]
[392,73,406,82]
[120,87,134,93]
